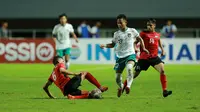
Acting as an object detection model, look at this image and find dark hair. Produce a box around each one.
[52,56,63,65]
[59,13,67,19]
[1,20,7,24]
[147,18,156,24]
[117,14,127,20]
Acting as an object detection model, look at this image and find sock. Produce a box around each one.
[160,74,167,91]
[85,72,101,88]
[68,94,89,99]
[123,80,127,88]
[126,64,134,88]
[65,62,70,69]
[116,73,123,88]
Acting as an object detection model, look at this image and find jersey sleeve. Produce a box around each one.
[132,28,139,38]
[52,25,57,35]
[68,24,74,33]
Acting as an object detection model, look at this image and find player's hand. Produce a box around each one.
[161,51,166,57]
[100,44,106,49]
[143,48,149,54]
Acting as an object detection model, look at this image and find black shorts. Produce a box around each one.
[135,56,164,72]
[63,75,82,96]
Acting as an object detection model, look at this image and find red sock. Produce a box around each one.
[85,72,101,88]
[160,74,167,91]
[123,80,127,87]
[68,94,89,99]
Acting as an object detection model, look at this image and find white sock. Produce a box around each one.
[65,62,70,69]
[126,63,134,88]
[116,73,123,88]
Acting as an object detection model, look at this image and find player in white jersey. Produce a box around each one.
[100,14,149,97]
[52,13,79,69]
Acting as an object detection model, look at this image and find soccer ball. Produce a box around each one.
[89,88,102,99]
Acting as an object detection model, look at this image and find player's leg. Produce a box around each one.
[134,59,150,78]
[122,71,140,92]
[124,60,135,94]
[114,58,126,97]
[67,89,89,99]
[64,48,71,69]
[80,72,108,92]
[122,59,149,92]
[152,57,172,97]
[64,76,89,99]
[124,54,137,94]
[115,70,124,97]
[122,59,150,93]
[133,71,141,79]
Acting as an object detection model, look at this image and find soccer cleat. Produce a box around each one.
[125,87,130,94]
[99,86,108,92]
[163,90,172,97]
[117,88,122,97]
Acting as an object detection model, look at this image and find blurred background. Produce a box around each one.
[0,0,200,38]
[0,0,200,64]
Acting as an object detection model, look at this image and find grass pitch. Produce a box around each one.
[0,64,200,112]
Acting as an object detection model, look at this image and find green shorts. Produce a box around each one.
[56,48,71,57]
[114,54,136,72]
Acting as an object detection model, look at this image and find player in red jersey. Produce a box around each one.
[43,56,108,99]
[123,19,172,97]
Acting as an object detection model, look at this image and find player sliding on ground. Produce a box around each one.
[43,56,108,99]
[100,14,149,97]
[123,19,172,97]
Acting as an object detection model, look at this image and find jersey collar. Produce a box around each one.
[120,27,128,32]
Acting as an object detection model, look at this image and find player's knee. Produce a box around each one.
[82,72,89,77]
[160,70,165,74]
[126,64,133,70]
[127,74,133,79]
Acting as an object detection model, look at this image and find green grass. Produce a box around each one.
[0,64,200,112]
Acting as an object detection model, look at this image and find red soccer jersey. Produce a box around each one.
[139,31,160,59]
[48,63,70,94]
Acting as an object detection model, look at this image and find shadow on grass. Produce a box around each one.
[29,96,117,100]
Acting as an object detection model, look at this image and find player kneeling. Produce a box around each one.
[43,56,108,99]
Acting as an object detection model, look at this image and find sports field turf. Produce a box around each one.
[0,64,200,112]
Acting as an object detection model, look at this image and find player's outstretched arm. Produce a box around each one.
[100,42,116,49]
[136,36,149,54]
[71,32,79,43]
[158,39,166,56]
[43,80,56,99]
[60,68,80,76]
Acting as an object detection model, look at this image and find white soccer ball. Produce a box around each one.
[90,88,102,99]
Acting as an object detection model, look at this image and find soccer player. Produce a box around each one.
[52,13,79,69]
[43,56,108,99]
[100,14,149,97]
[132,19,172,97]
